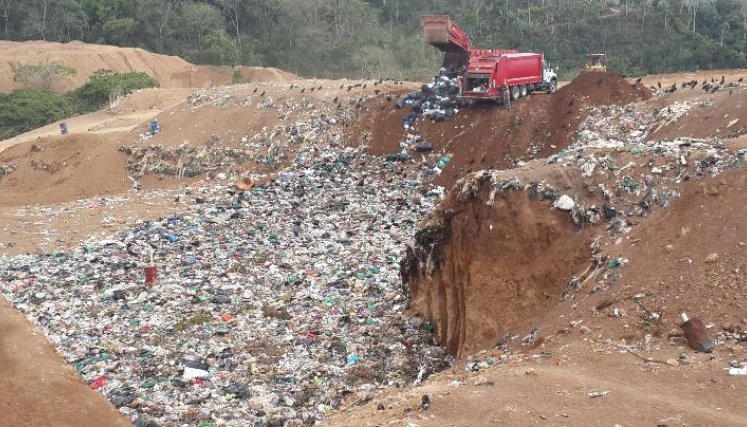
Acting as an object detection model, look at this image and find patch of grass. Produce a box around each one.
[173,311,212,332]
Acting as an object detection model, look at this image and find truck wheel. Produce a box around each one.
[520,85,527,97]
[510,86,520,100]
[548,80,557,93]
[500,91,509,106]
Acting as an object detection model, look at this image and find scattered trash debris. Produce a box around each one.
[680,313,718,353]
[728,363,747,376]
[586,390,610,398]
[395,73,465,127]
[420,394,431,410]
[553,195,576,211]
[0,164,16,179]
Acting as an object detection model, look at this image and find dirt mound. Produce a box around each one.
[0,134,137,206]
[0,40,298,92]
[556,71,651,106]
[353,72,650,189]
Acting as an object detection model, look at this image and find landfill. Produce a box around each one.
[0,144,450,426]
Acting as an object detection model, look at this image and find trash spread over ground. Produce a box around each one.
[0,145,450,426]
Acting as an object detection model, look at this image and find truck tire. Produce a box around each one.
[499,90,509,106]
[520,85,527,97]
[510,86,520,100]
[548,79,557,93]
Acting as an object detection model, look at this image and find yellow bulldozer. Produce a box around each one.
[585,54,607,72]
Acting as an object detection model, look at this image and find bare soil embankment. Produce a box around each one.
[0,40,297,93]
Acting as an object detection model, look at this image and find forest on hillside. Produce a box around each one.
[2,0,747,79]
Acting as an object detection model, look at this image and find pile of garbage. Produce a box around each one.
[120,144,250,178]
[394,73,466,128]
[0,145,449,426]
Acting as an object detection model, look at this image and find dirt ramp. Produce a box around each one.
[403,176,593,356]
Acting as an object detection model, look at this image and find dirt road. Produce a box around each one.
[326,344,747,426]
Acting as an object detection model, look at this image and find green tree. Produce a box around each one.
[13,62,77,92]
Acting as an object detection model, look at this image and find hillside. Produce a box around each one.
[0,40,297,93]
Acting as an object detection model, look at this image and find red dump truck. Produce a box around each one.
[421,15,557,104]
[462,52,558,102]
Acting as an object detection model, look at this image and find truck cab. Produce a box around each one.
[542,59,558,93]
